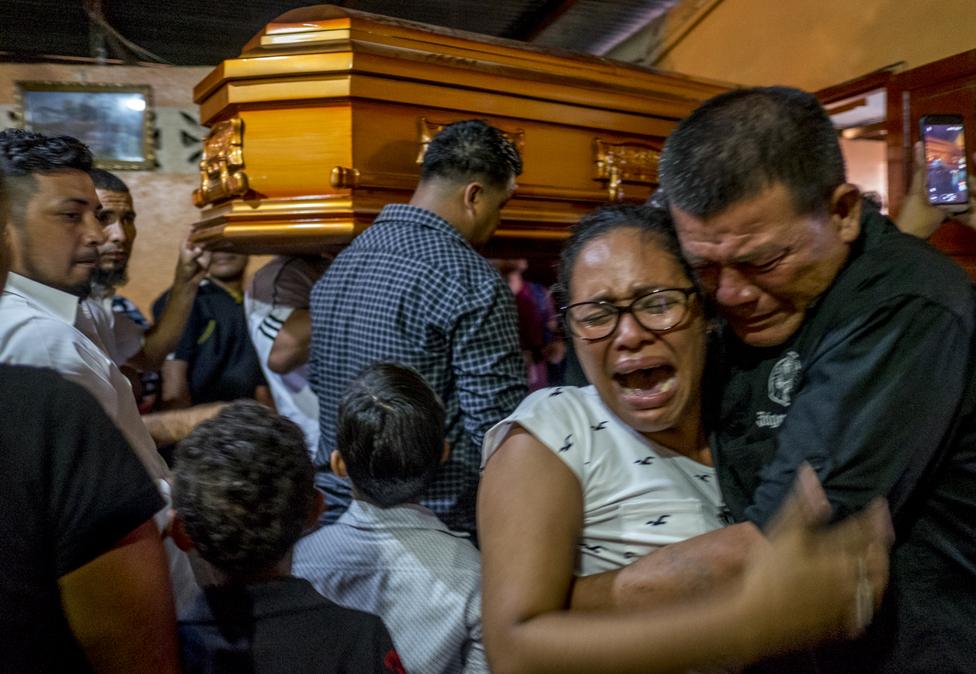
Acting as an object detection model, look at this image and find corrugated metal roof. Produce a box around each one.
[0,0,672,65]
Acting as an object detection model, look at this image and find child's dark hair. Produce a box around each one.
[173,400,314,577]
[336,363,446,507]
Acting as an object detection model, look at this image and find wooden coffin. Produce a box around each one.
[190,4,729,256]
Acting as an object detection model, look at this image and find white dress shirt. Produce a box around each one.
[0,273,167,480]
[92,293,146,366]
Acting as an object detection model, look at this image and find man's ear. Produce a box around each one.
[830,183,862,244]
[462,181,484,212]
[170,512,195,553]
[330,449,349,478]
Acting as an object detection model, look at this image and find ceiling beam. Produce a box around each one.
[507,0,579,42]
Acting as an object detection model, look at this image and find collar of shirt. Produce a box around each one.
[202,278,245,304]
[3,272,79,325]
[181,577,325,624]
[373,204,469,247]
[342,498,463,536]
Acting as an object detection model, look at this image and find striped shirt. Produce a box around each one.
[308,204,526,533]
[294,499,487,674]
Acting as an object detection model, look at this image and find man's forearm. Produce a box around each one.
[141,280,199,370]
[571,522,763,611]
[267,309,311,374]
[142,402,225,446]
[60,520,180,674]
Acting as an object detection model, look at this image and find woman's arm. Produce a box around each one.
[478,426,584,672]
[479,428,891,674]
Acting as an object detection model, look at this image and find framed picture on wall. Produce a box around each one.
[16,81,155,170]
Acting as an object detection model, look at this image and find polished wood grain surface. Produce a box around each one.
[190,4,730,255]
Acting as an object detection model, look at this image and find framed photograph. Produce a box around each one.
[16,81,155,170]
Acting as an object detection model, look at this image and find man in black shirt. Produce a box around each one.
[0,366,179,673]
[154,251,268,407]
[659,87,976,673]
[0,132,179,672]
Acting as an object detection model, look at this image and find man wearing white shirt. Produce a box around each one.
[87,168,208,413]
[244,255,329,456]
[0,129,166,479]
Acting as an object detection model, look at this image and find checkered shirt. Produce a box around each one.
[309,204,527,533]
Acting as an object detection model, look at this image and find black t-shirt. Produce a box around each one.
[0,365,164,673]
[153,280,265,404]
[178,576,404,674]
[714,212,976,673]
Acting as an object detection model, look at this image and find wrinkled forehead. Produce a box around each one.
[670,184,813,260]
[95,188,134,212]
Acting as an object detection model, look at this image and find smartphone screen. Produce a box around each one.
[921,116,969,206]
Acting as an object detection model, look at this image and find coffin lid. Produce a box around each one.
[194,4,730,124]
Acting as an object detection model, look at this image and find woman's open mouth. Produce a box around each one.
[613,364,677,409]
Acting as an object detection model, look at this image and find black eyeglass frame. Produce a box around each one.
[561,287,698,342]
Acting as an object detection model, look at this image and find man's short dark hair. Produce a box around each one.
[173,400,314,578]
[89,168,129,193]
[420,120,522,189]
[0,129,93,218]
[659,87,846,219]
[0,128,93,177]
[337,363,446,508]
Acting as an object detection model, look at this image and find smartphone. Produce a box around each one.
[920,114,969,210]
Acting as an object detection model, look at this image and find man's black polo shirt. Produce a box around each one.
[154,280,265,404]
[0,365,163,672]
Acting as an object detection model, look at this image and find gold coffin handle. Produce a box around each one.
[593,139,660,202]
[330,166,361,189]
[193,118,250,208]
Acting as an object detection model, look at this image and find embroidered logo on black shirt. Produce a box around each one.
[768,350,801,407]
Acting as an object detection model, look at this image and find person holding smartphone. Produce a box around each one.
[897,141,976,239]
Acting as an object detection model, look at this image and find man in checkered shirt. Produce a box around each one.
[309,120,527,536]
